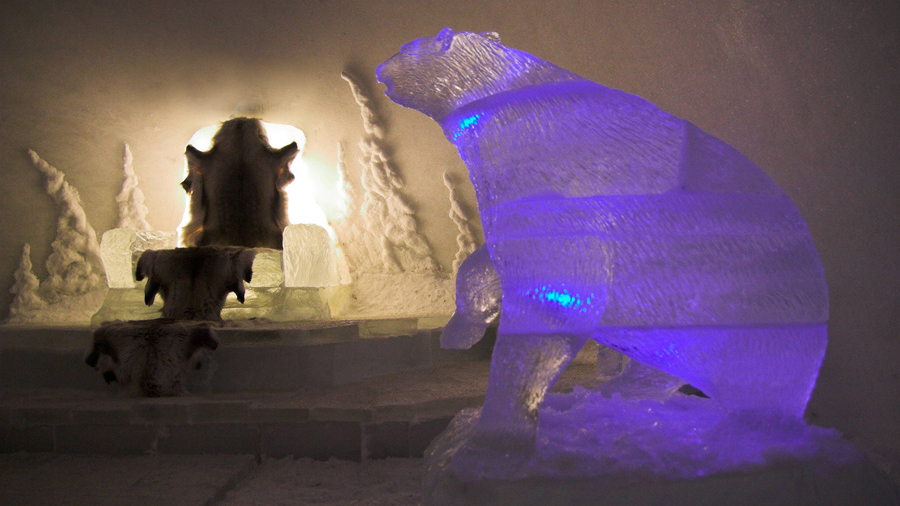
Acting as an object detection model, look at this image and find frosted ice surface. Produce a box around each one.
[430,396,859,485]
[378,28,828,433]
[442,245,501,349]
[248,249,284,288]
[283,224,349,287]
[100,228,177,289]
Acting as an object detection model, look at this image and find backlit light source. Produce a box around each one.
[178,120,348,245]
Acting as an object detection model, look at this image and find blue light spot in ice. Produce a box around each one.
[527,285,594,313]
[459,114,480,129]
[453,113,481,139]
[660,343,678,357]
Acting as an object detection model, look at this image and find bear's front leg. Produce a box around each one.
[454,331,587,477]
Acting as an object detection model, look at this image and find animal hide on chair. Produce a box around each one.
[136,247,256,321]
[181,117,298,249]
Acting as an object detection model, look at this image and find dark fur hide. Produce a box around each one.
[136,247,256,320]
[181,117,298,249]
[84,319,218,397]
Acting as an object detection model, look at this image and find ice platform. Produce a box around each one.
[0,322,596,461]
[423,391,900,506]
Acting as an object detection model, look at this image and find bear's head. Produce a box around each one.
[376,28,580,122]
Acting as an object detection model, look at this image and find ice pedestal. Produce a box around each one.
[93,226,349,323]
[283,224,350,288]
[424,393,900,506]
[99,228,177,289]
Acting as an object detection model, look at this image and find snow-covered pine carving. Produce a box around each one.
[28,149,106,303]
[443,172,477,274]
[6,243,47,321]
[115,143,152,231]
[341,71,438,275]
[333,141,352,221]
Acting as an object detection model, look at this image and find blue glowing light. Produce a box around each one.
[453,113,481,139]
[459,114,480,129]
[527,285,593,313]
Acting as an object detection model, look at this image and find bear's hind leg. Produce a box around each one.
[454,331,586,476]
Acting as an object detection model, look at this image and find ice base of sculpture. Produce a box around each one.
[424,388,899,506]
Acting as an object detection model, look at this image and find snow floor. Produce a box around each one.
[0,453,424,506]
[2,344,897,506]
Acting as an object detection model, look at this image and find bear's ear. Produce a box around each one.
[480,31,501,43]
[437,27,455,52]
[275,142,299,164]
[185,145,213,167]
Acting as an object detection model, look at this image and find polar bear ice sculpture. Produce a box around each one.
[377,29,828,445]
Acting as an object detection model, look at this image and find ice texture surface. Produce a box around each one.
[424,398,865,499]
[283,224,348,287]
[378,27,828,446]
[442,244,501,349]
[100,228,177,289]
[247,249,284,288]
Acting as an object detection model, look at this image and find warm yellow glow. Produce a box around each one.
[178,120,347,246]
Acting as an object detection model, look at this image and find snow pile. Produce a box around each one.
[5,151,108,324]
[340,271,453,319]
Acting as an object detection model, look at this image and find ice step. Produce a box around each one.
[0,318,487,392]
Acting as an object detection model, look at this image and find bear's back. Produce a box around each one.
[443,80,784,215]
